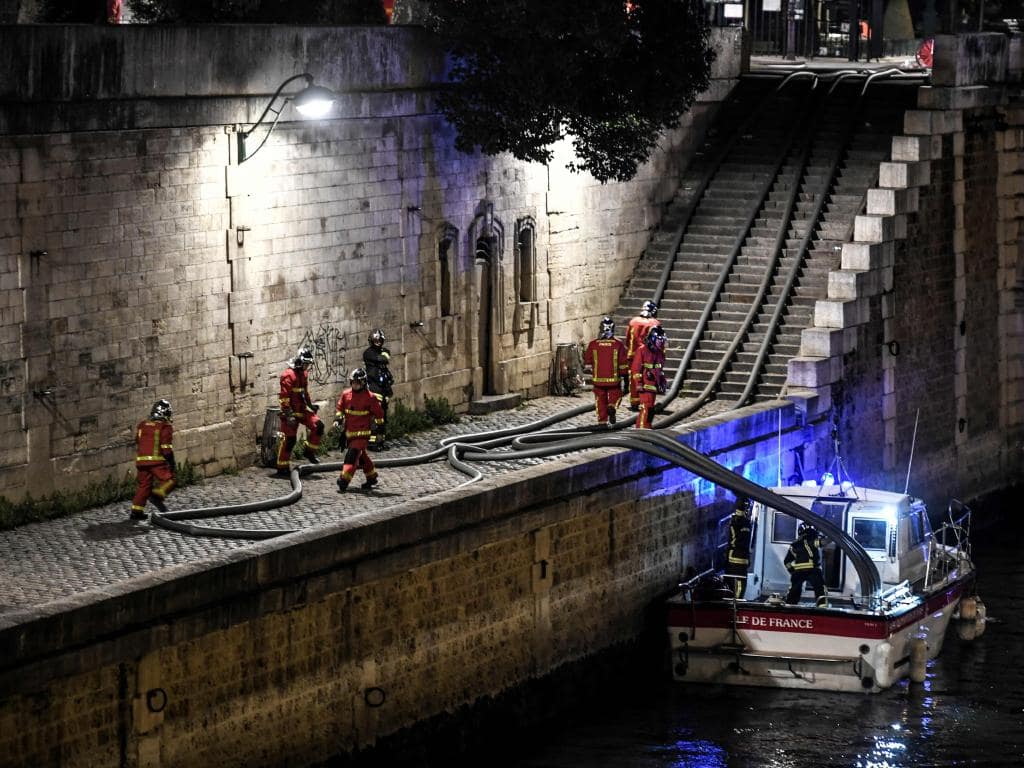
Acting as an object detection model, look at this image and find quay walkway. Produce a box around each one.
[0,394,733,625]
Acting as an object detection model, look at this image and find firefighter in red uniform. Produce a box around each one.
[626,300,660,410]
[583,316,629,425]
[276,346,323,474]
[131,399,176,520]
[334,367,385,492]
[632,325,667,429]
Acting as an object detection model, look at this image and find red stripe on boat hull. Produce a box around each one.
[667,577,971,640]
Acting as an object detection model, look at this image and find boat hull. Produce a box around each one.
[667,576,972,692]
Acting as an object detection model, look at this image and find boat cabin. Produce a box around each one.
[741,482,933,602]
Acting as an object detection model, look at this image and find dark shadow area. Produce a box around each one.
[81,520,153,542]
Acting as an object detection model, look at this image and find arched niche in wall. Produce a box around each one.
[513,216,538,338]
[436,223,459,319]
[468,202,505,396]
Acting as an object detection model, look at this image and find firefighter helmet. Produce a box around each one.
[735,496,752,514]
[368,329,386,347]
[645,324,666,351]
[349,367,368,386]
[599,316,615,339]
[293,346,314,369]
[640,300,658,319]
[798,523,818,539]
[150,399,173,421]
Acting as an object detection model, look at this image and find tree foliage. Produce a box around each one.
[423,0,715,183]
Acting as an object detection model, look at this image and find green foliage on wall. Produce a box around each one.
[0,461,203,530]
[422,0,715,183]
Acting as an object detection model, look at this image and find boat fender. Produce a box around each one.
[873,642,894,690]
[959,596,977,621]
[974,599,987,638]
[956,616,978,641]
[909,637,928,683]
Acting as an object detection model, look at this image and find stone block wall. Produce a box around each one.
[0,25,744,500]
[787,36,1024,510]
[0,404,803,768]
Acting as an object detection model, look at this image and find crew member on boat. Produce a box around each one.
[725,497,753,599]
[784,524,828,607]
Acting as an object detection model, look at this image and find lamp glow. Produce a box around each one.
[294,85,336,119]
[237,73,336,163]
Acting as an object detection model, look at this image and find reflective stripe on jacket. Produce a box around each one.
[136,419,173,465]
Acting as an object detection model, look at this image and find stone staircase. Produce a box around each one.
[611,76,919,409]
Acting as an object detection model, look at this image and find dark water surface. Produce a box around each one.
[505,518,1024,768]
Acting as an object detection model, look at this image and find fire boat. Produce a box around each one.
[666,478,983,693]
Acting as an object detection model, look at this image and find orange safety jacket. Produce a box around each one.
[280,366,315,415]
[335,387,385,440]
[584,337,629,385]
[135,419,173,466]
[626,316,660,360]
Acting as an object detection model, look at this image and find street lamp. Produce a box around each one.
[237,73,336,163]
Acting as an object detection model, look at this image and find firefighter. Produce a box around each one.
[131,399,176,520]
[625,300,660,410]
[363,328,394,451]
[275,346,324,475]
[725,497,753,599]
[334,367,385,492]
[785,524,828,606]
[583,316,630,426]
[632,324,667,429]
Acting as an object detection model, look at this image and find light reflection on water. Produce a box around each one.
[504,523,1024,768]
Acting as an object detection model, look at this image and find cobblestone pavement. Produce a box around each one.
[0,394,732,620]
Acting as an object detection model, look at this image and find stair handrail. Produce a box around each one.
[662,78,819,402]
[736,71,916,407]
[638,76,794,318]
[657,89,826,425]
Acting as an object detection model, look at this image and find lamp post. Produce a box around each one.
[237,73,336,163]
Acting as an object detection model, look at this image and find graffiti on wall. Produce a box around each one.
[299,323,347,385]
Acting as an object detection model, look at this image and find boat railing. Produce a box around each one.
[924,501,973,591]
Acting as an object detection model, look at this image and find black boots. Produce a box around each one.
[361,476,379,490]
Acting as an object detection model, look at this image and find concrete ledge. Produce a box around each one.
[841,241,894,271]
[799,326,856,358]
[879,161,931,188]
[891,134,942,162]
[854,213,907,243]
[787,356,842,388]
[904,109,963,135]
[814,297,869,328]
[917,84,1005,111]
[867,187,918,216]
[828,268,882,300]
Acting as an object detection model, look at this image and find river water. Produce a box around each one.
[500,513,1024,768]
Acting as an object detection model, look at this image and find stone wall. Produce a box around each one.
[0,403,806,768]
[0,25,744,500]
[788,33,1024,512]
